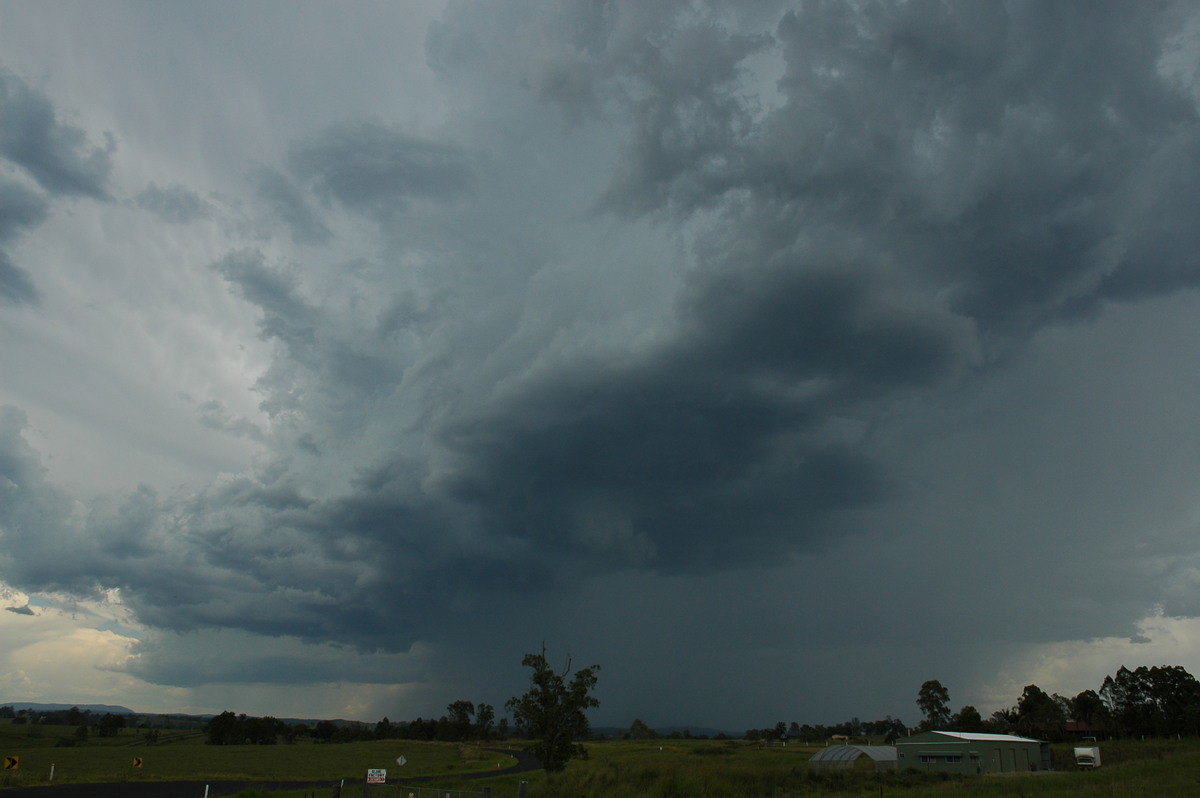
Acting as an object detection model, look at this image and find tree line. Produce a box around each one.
[0,705,129,743]
[200,645,601,776]
[914,664,1200,741]
[743,717,907,744]
[200,706,502,746]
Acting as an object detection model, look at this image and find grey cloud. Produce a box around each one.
[0,251,38,306]
[287,121,475,218]
[123,629,434,689]
[764,0,1199,334]
[212,250,404,425]
[133,182,213,225]
[195,400,266,443]
[680,264,978,395]
[0,64,113,306]
[0,67,112,199]
[585,1,1200,340]
[594,21,770,216]
[249,166,332,245]
[7,0,1200,726]
[5,604,34,616]
[0,406,90,594]
[0,176,49,305]
[437,341,885,574]
[213,250,317,354]
[0,177,48,241]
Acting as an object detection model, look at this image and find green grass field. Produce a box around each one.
[5,729,1200,797]
[0,724,507,790]
[433,737,1200,798]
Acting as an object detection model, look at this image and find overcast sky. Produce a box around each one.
[3,0,1200,732]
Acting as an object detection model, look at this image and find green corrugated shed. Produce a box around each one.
[894,731,1050,774]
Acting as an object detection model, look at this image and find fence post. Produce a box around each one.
[517,781,528,798]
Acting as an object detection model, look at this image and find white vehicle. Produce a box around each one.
[1074,747,1101,770]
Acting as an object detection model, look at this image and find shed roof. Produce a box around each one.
[808,745,898,766]
[899,731,1041,744]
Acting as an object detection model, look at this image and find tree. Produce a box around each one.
[627,718,656,739]
[1070,686,1104,729]
[375,717,394,739]
[475,703,495,740]
[1016,684,1065,740]
[447,700,476,741]
[917,680,951,731]
[244,715,283,744]
[97,712,127,738]
[1101,664,1200,738]
[313,719,337,742]
[505,646,600,772]
[205,711,243,745]
[951,705,984,732]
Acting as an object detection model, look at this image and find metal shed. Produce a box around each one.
[894,731,1050,774]
[807,745,898,771]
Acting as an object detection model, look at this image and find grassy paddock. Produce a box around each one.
[414,737,1200,798]
[6,734,1200,796]
[0,727,498,789]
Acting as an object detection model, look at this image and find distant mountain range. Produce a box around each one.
[592,725,733,738]
[1,701,136,715]
[2,703,732,738]
[0,702,362,728]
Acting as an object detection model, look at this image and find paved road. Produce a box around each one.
[0,748,541,798]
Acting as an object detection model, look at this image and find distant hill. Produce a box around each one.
[1,701,136,715]
[593,724,734,739]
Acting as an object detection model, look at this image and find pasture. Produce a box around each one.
[5,727,1200,797]
[0,723,504,790]
[410,737,1200,798]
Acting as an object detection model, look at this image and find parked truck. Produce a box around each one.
[1074,747,1101,770]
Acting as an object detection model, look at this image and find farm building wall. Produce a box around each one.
[894,731,1048,774]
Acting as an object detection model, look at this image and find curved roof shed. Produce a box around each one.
[808,745,898,771]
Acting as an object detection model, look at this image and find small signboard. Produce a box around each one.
[366,768,387,784]
[3,756,17,770]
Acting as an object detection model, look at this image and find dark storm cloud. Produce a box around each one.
[0,67,113,199]
[6,0,1200,717]
[286,121,475,218]
[436,261,977,573]
[590,1,1200,339]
